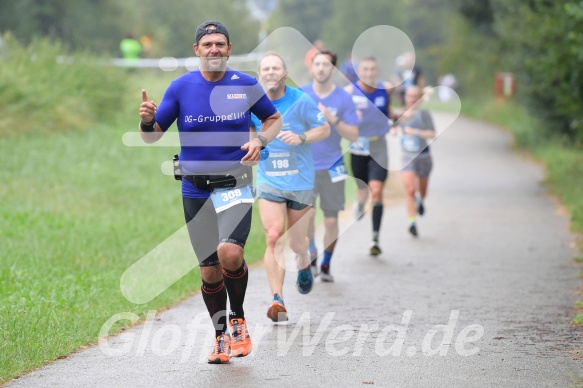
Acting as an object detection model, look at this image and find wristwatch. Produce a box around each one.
[298,132,307,144]
[255,134,267,149]
[140,120,157,132]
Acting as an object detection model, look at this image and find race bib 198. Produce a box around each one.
[264,151,299,176]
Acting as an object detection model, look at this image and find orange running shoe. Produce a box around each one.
[229,318,252,357]
[207,333,231,364]
[267,293,288,322]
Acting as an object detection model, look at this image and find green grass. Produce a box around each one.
[0,34,127,137]
[573,314,583,326]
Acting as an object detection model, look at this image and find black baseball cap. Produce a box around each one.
[195,21,230,44]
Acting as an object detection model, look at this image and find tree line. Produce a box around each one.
[2,0,581,140]
[444,0,583,140]
[0,0,451,79]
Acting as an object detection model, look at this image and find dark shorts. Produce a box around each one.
[314,169,345,218]
[402,153,433,178]
[183,196,252,267]
[256,184,314,211]
[351,137,389,189]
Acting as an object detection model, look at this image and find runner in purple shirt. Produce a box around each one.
[301,50,359,282]
[138,21,281,364]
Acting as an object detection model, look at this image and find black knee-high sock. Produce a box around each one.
[372,202,383,240]
[201,279,227,338]
[222,261,249,320]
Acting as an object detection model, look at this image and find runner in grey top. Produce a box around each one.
[391,86,435,237]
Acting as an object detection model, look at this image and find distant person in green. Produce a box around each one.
[120,32,142,63]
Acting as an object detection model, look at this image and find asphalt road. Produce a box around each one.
[8,113,583,387]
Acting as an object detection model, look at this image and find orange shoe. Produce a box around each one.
[207,333,231,364]
[267,293,288,322]
[229,318,252,357]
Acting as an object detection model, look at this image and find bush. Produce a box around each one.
[0,33,128,137]
[493,1,583,141]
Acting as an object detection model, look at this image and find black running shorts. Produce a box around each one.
[182,196,252,267]
[351,137,389,189]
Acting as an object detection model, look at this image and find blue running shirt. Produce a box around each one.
[300,84,359,171]
[154,68,277,198]
[252,86,326,191]
[351,81,390,138]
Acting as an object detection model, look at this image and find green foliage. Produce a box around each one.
[398,0,459,85]
[0,0,123,53]
[1,0,457,84]
[448,0,583,141]
[268,0,453,85]
[267,0,333,43]
[0,34,128,137]
[319,0,408,57]
[493,0,583,140]
[0,0,261,57]
[436,14,503,94]
[451,0,495,34]
[405,0,453,50]
[119,0,261,56]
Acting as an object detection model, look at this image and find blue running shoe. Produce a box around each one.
[296,266,314,294]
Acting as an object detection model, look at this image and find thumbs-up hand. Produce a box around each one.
[139,89,157,123]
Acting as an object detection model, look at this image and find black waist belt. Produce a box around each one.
[183,166,252,191]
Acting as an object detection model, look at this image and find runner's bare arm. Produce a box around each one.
[305,121,331,143]
[277,122,330,146]
[139,89,164,144]
[318,102,358,142]
[240,112,282,165]
[257,111,282,143]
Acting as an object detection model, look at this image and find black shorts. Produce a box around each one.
[314,169,345,218]
[182,196,252,267]
[351,137,389,189]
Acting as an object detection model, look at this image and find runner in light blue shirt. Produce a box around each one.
[252,52,329,323]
